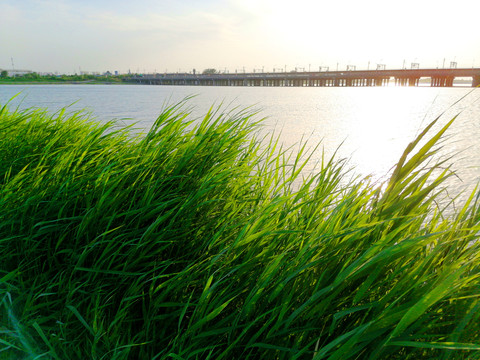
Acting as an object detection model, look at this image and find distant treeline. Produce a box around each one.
[0,71,134,83]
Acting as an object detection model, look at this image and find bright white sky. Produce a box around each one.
[1,0,479,74]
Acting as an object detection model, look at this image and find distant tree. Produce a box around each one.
[202,68,218,75]
[0,70,8,78]
[22,72,40,80]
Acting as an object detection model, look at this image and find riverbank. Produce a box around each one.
[0,72,131,85]
[0,79,126,85]
[1,101,480,359]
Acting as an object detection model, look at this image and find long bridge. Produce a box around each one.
[130,68,480,88]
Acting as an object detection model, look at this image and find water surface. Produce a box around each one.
[1,84,479,204]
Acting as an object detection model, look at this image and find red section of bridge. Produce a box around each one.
[132,68,480,88]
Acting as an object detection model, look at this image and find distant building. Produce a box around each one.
[1,69,33,76]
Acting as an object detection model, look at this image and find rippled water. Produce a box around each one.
[1,84,479,204]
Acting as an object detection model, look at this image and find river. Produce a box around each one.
[1,84,479,206]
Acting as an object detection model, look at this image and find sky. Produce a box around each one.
[1,0,479,74]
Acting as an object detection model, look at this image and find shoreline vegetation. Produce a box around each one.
[1,100,480,359]
[0,72,132,85]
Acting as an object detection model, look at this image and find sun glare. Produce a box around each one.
[333,87,440,179]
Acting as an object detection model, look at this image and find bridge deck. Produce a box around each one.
[131,68,480,87]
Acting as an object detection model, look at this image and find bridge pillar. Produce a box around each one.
[473,76,480,87]
[434,77,444,87]
[408,77,419,86]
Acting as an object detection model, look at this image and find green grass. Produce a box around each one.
[0,99,479,359]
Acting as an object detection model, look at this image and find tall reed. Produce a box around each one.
[0,100,479,359]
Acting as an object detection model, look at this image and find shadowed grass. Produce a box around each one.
[0,100,479,359]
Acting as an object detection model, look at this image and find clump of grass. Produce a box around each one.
[0,99,479,359]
